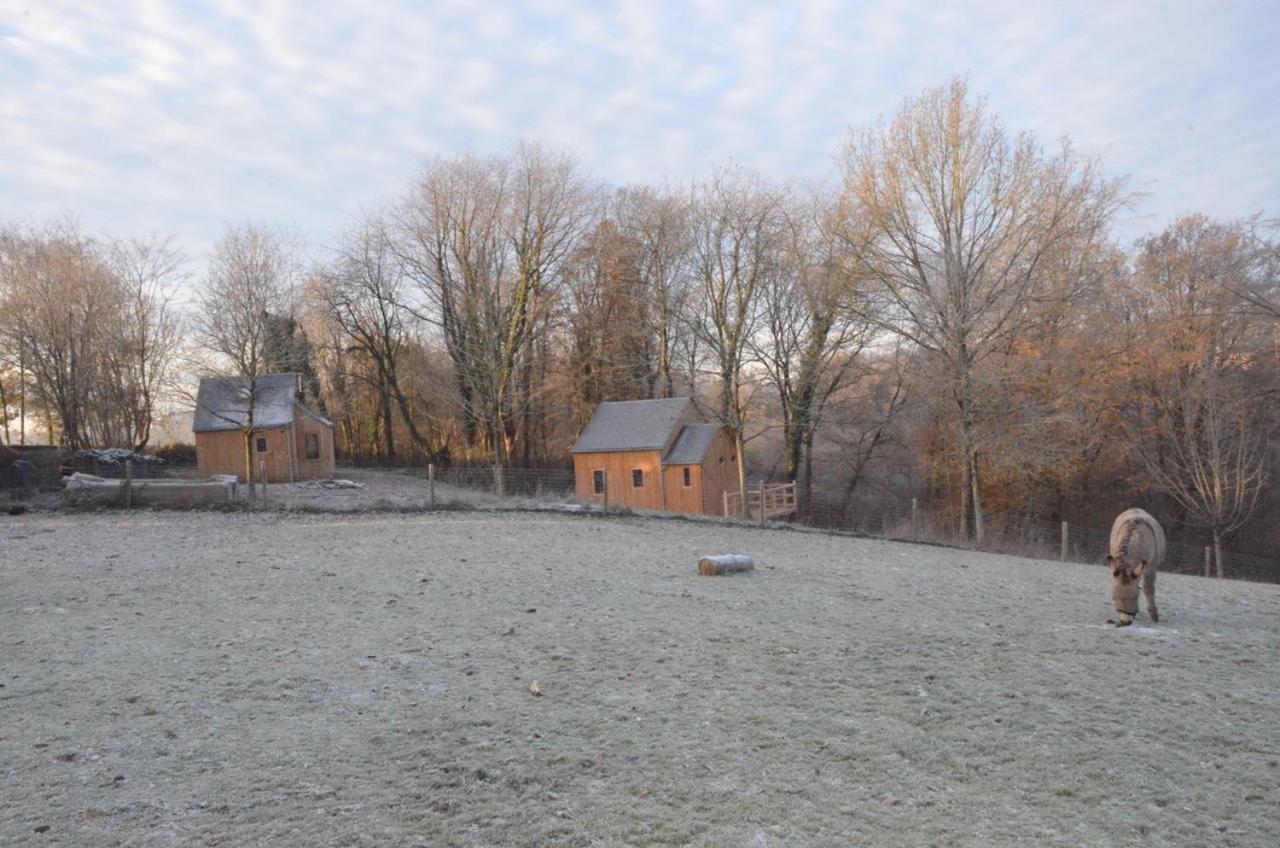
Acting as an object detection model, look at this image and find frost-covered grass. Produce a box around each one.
[2,511,1277,847]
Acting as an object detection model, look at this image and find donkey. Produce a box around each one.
[1106,508,1166,626]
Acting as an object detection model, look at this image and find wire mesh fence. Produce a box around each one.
[9,452,1276,584]
[418,465,1280,585]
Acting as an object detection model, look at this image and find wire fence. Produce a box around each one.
[7,451,1277,584]
[412,465,1280,585]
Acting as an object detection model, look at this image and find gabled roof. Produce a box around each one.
[193,373,330,433]
[664,424,723,465]
[570,397,693,454]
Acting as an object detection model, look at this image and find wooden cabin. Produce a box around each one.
[193,373,335,483]
[571,398,740,516]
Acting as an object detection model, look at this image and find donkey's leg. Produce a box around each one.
[1143,569,1158,623]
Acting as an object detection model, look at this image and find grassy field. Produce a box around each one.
[2,510,1277,846]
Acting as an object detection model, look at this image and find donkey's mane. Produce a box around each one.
[1118,518,1139,560]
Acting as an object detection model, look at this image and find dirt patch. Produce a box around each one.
[2,511,1277,846]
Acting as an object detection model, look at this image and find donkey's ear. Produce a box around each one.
[1133,559,1147,579]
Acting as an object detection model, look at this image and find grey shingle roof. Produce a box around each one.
[663,424,723,464]
[193,373,321,433]
[570,397,693,454]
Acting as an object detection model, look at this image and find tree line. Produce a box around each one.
[2,78,1278,564]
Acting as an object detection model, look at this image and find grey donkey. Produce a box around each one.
[1106,508,1166,626]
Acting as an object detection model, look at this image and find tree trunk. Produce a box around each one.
[242,429,254,498]
[801,428,816,513]
[1213,529,1224,579]
[969,449,985,545]
[379,383,395,463]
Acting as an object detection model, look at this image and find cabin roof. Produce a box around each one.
[193,373,332,433]
[663,424,723,465]
[570,397,693,454]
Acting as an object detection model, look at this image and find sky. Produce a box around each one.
[1,0,1277,265]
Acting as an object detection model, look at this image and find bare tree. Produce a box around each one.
[398,143,592,463]
[615,186,695,397]
[687,167,786,513]
[104,236,184,449]
[0,220,118,449]
[322,215,437,462]
[838,77,1126,542]
[1127,215,1278,575]
[563,217,652,416]
[194,224,295,493]
[752,194,876,506]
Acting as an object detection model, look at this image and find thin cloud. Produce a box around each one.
[0,0,1275,258]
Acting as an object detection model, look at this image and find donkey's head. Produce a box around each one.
[1106,555,1147,626]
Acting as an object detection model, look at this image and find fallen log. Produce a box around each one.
[698,554,754,576]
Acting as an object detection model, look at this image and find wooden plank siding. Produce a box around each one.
[573,450,664,510]
[196,427,293,483]
[195,407,334,483]
[293,407,335,480]
[699,429,740,516]
[572,427,740,517]
[661,464,703,514]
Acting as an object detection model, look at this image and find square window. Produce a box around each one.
[592,469,605,494]
[682,467,692,487]
[631,469,644,488]
[256,437,268,453]
[305,433,320,460]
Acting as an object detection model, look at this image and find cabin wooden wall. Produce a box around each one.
[661,464,703,514]
[196,428,291,482]
[699,429,740,516]
[196,418,335,483]
[573,450,664,510]
[293,408,335,480]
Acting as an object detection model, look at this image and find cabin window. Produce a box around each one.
[256,437,268,453]
[592,469,605,494]
[682,467,692,487]
[304,433,320,460]
[632,468,644,488]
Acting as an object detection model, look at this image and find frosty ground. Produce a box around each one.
[2,511,1277,847]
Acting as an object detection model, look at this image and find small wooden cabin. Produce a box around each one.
[193,373,335,483]
[571,398,740,516]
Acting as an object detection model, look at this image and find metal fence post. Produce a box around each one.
[911,498,919,540]
[1204,547,1211,578]
[260,461,268,506]
[428,463,436,508]
[494,465,504,498]
[1060,521,1068,561]
[124,460,133,508]
[759,481,767,526]
[602,471,608,511]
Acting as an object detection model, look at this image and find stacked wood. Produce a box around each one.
[698,554,754,576]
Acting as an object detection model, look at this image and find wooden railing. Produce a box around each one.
[724,481,798,521]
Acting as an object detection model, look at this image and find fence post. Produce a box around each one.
[723,490,730,518]
[1060,521,1068,561]
[911,498,919,540]
[602,471,608,511]
[428,463,435,509]
[759,481,767,527]
[124,460,133,508]
[1204,547,1211,578]
[494,465,504,498]
[260,461,268,506]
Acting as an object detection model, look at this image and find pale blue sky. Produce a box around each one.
[1,0,1277,261]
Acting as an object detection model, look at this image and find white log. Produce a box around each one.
[698,554,754,576]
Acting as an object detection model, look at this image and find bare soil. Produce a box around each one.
[2,510,1277,846]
